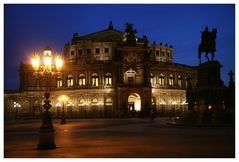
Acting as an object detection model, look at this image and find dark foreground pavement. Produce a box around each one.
[4,118,235,158]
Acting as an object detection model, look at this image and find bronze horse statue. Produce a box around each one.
[198,27,217,64]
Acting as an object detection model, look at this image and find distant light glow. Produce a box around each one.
[160,100,166,105]
[208,105,212,110]
[171,100,177,105]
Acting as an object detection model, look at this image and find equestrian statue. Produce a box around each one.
[198,27,217,64]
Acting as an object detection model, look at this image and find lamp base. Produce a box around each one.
[61,117,66,124]
[37,128,56,150]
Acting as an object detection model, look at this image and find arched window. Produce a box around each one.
[150,73,154,86]
[168,74,174,86]
[67,74,74,87]
[92,73,99,87]
[105,98,112,105]
[159,73,165,86]
[178,75,182,87]
[56,76,62,88]
[105,73,112,85]
[106,98,112,103]
[78,73,86,86]
[92,98,98,103]
[79,99,85,104]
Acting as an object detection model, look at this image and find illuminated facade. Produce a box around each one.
[4,22,197,119]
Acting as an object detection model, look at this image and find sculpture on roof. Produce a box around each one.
[124,22,137,46]
[198,27,217,64]
[108,20,114,30]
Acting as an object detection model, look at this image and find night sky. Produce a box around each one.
[4,4,235,90]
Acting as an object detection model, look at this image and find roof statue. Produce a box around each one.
[198,27,217,64]
[124,22,137,46]
[108,20,114,30]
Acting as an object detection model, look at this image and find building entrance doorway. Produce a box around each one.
[128,93,141,116]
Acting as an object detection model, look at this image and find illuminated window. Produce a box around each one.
[56,76,62,88]
[169,74,174,86]
[92,73,99,87]
[104,48,109,53]
[178,75,182,87]
[159,74,165,86]
[79,73,86,86]
[92,98,98,103]
[67,74,74,87]
[105,73,112,85]
[150,73,154,86]
[106,98,112,105]
[79,99,85,104]
[106,98,112,103]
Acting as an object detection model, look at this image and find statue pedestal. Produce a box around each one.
[196,61,224,89]
[37,129,56,149]
[187,61,225,125]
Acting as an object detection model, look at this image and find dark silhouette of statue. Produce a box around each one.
[124,22,137,46]
[198,27,217,64]
[142,35,148,47]
[228,70,235,87]
[108,20,114,30]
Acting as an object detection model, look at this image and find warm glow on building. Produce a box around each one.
[55,55,63,71]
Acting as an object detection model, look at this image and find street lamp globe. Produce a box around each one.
[32,53,40,71]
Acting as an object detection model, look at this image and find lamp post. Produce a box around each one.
[55,102,61,118]
[98,101,103,118]
[59,95,69,124]
[171,101,177,122]
[13,101,21,120]
[67,101,74,118]
[31,46,63,149]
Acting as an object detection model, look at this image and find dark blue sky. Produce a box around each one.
[4,4,235,90]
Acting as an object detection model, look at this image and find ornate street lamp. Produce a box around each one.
[59,95,69,124]
[13,101,21,120]
[31,46,63,149]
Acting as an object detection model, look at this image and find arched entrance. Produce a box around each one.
[128,93,141,116]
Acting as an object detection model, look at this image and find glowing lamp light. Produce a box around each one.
[160,101,166,105]
[55,56,63,71]
[59,95,69,102]
[98,101,104,105]
[32,54,40,71]
[55,102,62,107]
[171,100,177,105]
[181,101,188,105]
[44,54,52,67]
[44,50,52,56]
[208,105,212,110]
